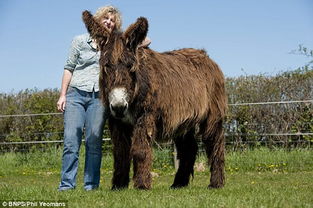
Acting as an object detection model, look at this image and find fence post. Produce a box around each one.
[173,144,179,170]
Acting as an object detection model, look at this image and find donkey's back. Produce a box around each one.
[139,48,226,134]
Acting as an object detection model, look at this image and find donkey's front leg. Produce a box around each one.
[131,115,155,190]
[110,119,132,190]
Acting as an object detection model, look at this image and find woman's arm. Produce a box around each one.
[57,69,73,112]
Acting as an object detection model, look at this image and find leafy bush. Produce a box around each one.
[0,69,312,151]
[225,69,313,148]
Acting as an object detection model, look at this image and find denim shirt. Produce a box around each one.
[64,33,101,92]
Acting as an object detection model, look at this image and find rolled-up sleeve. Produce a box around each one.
[64,37,80,72]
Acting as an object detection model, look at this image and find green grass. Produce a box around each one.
[0,147,312,208]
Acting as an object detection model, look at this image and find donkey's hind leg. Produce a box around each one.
[171,129,198,188]
[201,119,225,188]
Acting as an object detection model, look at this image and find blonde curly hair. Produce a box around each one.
[93,5,122,31]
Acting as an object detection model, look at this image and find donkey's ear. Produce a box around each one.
[82,10,110,46]
[123,17,148,52]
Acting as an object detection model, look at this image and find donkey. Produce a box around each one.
[82,11,227,190]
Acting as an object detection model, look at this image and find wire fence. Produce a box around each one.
[228,99,313,106]
[0,100,312,152]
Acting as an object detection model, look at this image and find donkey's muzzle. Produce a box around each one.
[110,103,128,118]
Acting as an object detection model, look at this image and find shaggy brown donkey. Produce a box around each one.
[82,11,227,190]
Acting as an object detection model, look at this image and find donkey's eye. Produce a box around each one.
[127,63,133,68]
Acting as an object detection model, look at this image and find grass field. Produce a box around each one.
[0,147,312,208]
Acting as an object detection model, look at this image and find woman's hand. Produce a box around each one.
[57,69,73,112]
[138,37,151,48]
[57,95,66,112]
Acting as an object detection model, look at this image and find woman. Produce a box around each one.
[57,5,150,191]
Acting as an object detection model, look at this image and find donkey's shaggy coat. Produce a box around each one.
[83,11,227,190]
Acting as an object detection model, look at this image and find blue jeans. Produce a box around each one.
[59,87,107,191]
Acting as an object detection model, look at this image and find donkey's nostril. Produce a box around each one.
[122,104,127,112]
